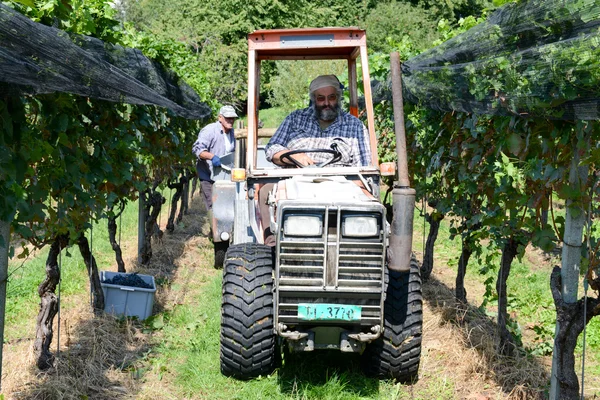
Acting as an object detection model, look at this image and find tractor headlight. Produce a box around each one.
[283,214,322,237]
[342,215,379,237]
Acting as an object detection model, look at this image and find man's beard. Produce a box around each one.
[314,102,340,121]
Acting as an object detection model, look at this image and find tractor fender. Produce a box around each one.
[212,180,235,243]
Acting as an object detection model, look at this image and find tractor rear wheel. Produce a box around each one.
[220,243,278,379]
[361,256,423,382]
[213,241,228,269]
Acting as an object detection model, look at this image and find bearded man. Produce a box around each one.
[265,75,371,167]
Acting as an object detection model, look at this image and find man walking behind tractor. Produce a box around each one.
[192,105,238,211]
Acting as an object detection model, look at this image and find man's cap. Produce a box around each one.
[309,75,342,93]
[219,105,238,118]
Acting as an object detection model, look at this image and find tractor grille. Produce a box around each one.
[279,241,325,287]
[278,240,384,288]
[337,241,385,287]
[276,207,385,326]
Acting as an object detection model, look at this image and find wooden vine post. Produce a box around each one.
[549,149,589,399]
[138,191,146,264]
[0,220,9,391]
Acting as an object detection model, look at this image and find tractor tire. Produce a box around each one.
[361,256,422,382]
[213,241,228,269]
[220,243,278,379]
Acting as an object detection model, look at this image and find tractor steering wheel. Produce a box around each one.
[279,143,342,168]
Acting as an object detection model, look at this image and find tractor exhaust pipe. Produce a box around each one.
[387,52,415,272]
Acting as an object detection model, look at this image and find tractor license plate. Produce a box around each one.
[297,303,361,321]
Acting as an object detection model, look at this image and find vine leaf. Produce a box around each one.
[10,0,35,8]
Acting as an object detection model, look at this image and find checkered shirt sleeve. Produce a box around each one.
[265,107,371,166]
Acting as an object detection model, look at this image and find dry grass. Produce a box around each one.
[418,276,549,400]
[3,303,149,399]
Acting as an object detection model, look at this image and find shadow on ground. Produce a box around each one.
[278,350,380,397]
[422,273,549,399]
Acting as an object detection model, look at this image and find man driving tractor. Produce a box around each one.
[265,74,371,167]
[260,74,373,245]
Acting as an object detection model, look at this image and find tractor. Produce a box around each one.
[211,27,422,382]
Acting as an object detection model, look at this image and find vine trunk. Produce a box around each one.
[421,212,444,281]
[551,266,600,399]
[77,234,105,313]
[107,203,126,273]
[34,234,68,370]
[141,189,165,264]
[496,237,519,356]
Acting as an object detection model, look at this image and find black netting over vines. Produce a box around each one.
[400,0,600,120]
[0,4,210,119]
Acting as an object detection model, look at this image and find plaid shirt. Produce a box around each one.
[265,107,371,166]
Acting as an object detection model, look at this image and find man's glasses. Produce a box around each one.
[315,94,338,102]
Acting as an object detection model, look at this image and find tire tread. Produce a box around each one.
[220,243,278,379]
[361,256,423,382]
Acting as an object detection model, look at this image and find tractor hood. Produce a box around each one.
[276,175,376,203]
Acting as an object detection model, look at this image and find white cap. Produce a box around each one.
[219,105,238,118]
[309,75,341,93]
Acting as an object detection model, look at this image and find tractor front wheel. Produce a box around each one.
[220,243,278,379]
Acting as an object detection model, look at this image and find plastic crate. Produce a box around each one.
[100,271,156,320]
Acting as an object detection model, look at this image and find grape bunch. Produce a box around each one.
[103,273,153,289]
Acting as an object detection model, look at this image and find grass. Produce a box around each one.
[143,268,455,399]
[240,106,287,130]
[3,187,600,398]
[258,107,288,129]
[411,207,600,394]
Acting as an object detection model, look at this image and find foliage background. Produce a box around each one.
[115,0,491,110]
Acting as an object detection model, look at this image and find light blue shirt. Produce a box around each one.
[192,121,235,181]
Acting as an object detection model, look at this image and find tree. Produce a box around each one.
[364,1,439,54]
[118,0,464,109]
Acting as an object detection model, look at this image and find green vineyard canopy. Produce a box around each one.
[0,4,210,120]
[401,0,600,120]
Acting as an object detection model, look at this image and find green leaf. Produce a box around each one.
[57,114,69,132]
[10,0,36,8]
[145,314,165,330]
[507,133,524,155]
[12,152,27,184]
[57,131,72,148]
[39,0,56,12]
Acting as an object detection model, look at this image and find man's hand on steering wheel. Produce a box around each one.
[277,145,342,168]
[287,153,315,167]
